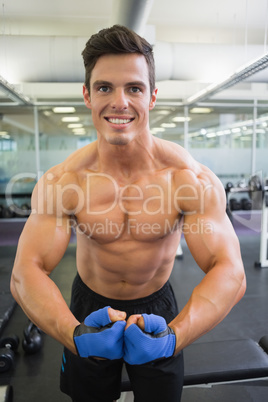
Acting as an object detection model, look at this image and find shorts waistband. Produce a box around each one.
[74,273,171,309]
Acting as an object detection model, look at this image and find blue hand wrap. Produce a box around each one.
[73,306,126,359]
[124,313,176,365]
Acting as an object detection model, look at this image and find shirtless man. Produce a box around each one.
[10,25,246,402]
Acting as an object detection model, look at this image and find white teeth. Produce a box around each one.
[108,118,131,124]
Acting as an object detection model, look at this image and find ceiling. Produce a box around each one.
[0,0,268,142]
[1,0,268,101]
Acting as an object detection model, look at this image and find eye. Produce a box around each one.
[98,86,110,93]
[130,87,141,93]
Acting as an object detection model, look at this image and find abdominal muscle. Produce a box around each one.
[76,229,181,300]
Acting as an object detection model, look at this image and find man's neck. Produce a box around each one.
[97,133,157,181]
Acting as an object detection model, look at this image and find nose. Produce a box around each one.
[111,88,128,110]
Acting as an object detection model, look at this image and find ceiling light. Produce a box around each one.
[172,117,191,122]
[184,52,268,105]
[206,133,216,138]
[73,128,86,135]
[157,110,171,115]
[53,107,76,114]
[161,123,176,128]
[231,128,241,133]
[62,116,80,122]
[0,131,8,136]
[68,123,83,128]
[190,108,213,114]
[200,129,207,135]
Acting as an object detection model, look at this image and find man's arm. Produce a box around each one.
[169,167,246,353]
[10,172,79,354]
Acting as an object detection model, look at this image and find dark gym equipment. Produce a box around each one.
[229,198,241,211]
[0,266,17,337]
[121,337,268,391]
[1,206,16,220]
[18,204,31,217]
[225,182,233,191]
[241,197,252,210]
[225,174,268,197]
[0,385,13,402]
[225,174,268,212]
[0,335,19,373]
[0,203,31,219]
[22,322,43,354]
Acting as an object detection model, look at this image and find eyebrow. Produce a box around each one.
[92,80,147,89]
[92,80,112,89]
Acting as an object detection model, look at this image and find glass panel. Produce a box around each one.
[0,106,36,217]
[149,106,185,146]
[256,105,268,179]
[37,104,96,173]
[187,104,254,188]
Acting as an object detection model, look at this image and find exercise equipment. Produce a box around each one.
[0,385,12,402]
[22,322,43,354]
[229,198,241,211]
[0,203,31,219]
[255,192,268,268]
[0,267,16,337]
[121,336,268,391]
[0,335,19,373]
[225,175,268,197]
[241,197,252,211]
[226,174,268,268]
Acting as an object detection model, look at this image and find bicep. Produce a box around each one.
[183,210,241,274]
[181,171,242,274]
[14,212,71,275]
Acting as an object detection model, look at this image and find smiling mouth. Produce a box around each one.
[105,117,134,124]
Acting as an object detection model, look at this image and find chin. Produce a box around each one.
[107,134,133,146]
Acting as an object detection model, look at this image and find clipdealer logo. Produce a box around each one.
[5,171,215,237]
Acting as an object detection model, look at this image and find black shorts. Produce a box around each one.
[60,274,184,402]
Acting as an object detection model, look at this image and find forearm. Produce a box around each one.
[11,265,79,354]
[169,262,246,353]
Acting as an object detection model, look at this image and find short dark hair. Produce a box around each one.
[82,25,155,97]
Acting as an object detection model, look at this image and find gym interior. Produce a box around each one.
[0,1,268,401]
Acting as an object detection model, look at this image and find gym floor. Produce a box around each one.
[0,212,268,402]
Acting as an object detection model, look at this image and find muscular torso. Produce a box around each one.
[51,139,201,300]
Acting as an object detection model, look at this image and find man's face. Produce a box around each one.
[83,53,157,146]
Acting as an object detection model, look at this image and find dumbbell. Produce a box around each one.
[225,182,233,192]
[20,203,31,217]
[2,204,18,219]
[22,322,43,354]
[241,198,252,211]
[0,335,19,373]
[229,198,241,211]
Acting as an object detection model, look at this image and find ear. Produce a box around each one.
[83,85,92,109]
[149,88,158,111]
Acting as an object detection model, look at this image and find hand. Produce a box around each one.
[124,313,176,365]
[73,306,126,359]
